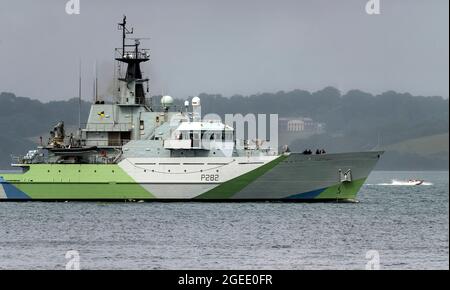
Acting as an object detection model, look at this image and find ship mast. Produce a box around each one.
[116,16,151,109]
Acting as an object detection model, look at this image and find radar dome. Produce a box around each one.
[192,96,201,106]
[161,95,174,108]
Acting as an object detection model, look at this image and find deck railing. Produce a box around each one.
[82,123,132,132]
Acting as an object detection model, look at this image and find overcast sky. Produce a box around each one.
[0,0,448,101]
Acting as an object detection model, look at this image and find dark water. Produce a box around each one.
[0,171,448,269]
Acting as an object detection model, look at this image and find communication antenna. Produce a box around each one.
[118,15,134,58]
[93,61,99,103]
[78,60,82,135]
[96,61,99,102]
[377,131,382,149]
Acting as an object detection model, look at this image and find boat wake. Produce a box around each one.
[368,179,433,186]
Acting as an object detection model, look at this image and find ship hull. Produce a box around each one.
[0,151,382,201]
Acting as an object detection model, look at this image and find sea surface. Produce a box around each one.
[0,171,448,270]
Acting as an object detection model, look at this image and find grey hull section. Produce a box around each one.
[233,151,383,199]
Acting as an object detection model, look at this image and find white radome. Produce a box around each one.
[161,95,174,108]
[192,96,201,106]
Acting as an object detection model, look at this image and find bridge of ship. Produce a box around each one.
[164,121,235,150]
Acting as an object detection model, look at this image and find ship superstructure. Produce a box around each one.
[0,17,383,201]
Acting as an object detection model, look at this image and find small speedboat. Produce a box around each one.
[407,179,424,186]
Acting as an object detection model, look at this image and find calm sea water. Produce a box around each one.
[0,171,448,270]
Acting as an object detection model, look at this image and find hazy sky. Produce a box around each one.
[0,0,448,101]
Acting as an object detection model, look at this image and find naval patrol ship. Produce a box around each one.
[0,17,383,201]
